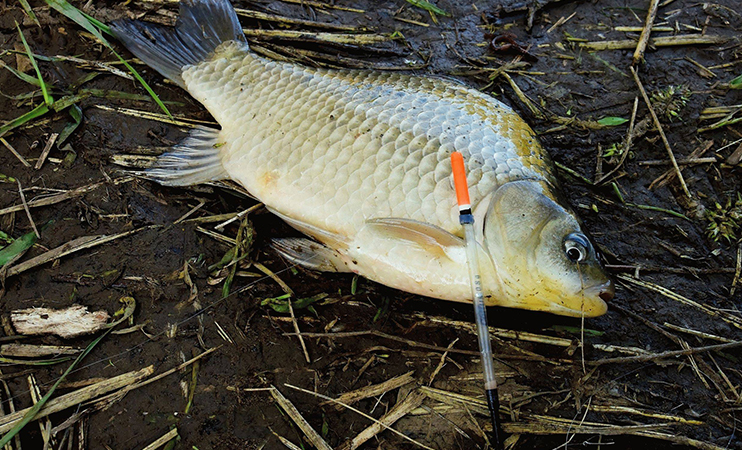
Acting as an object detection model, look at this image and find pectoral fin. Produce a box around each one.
[360,217,501,303]
[365,218,464,260]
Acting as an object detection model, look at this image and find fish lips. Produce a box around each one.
[541,279,613,318]
[576,279,614,317]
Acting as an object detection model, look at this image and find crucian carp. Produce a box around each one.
[110,0,614,317]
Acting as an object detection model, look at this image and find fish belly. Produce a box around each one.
[181,48,553,240]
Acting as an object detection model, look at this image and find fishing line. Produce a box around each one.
[450,151,504,450]
[577,261,587,372]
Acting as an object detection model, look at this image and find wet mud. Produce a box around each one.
[1,0,741,448]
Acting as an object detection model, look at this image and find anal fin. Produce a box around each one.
[272,238,352,273]
[145,126,229,186]
[267,207,349,250]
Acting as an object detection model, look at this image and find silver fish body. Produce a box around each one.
[111,0,613,317]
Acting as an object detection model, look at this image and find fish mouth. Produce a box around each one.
[540,280,613,318]
[496,279,614,317]
[567,279,613,317]
[501,280,612,318]
[584,279,615,303]
[543,298,608,318]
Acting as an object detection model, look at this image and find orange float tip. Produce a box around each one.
[450,152,471,210]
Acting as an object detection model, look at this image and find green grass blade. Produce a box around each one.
[15,22,53,106]
[405,0,450,17]
[554,161,594,186]
[0,231,12,245]
[106,296,136,328]
[0,103,49,139]
[57,104,82,148]
[731,74,742,89]
[0,221,52,267]
[597,116,628,126]
[6,49,60,62]
[80,88,184,105]
[44,0,112,48]
[69,71,100,90]
[0,356,74,365]
[628,203,690,221]
[0,229,38,267]
[261,293,327,313]
[547,325,604,337]
[81,11,112,35]
[51,93,88,112]
[0,329,111,448]
[113,50,173,118]
[0,91,42,101]
[44,0,172,117]
[18,0,40,27]
[0,60,41,87]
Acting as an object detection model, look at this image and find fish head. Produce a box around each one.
[482,180,613,317]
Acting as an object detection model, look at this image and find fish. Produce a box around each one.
[110,0,614,317]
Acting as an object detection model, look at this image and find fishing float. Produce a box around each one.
[451,151,504,449]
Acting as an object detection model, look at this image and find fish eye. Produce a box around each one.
[564,233,591,263]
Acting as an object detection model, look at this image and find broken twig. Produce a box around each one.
[632,0,660,65]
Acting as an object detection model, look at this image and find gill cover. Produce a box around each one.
[483,180,610,317]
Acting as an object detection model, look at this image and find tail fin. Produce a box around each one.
[110,0,247,87]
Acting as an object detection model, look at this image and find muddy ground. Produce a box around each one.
[1,0,741,448]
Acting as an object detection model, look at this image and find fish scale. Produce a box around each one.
[182,46,552,237]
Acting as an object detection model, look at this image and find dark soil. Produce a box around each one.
[1,0,741,449]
